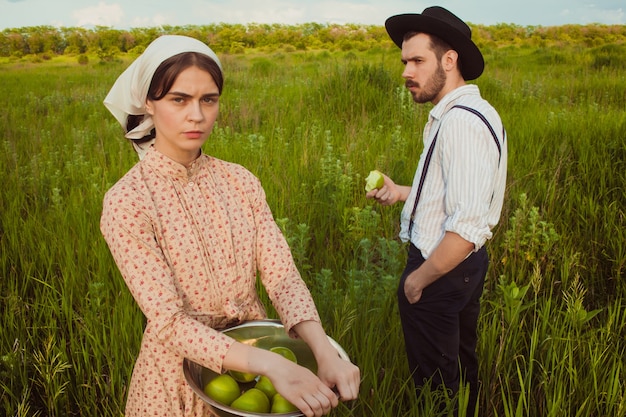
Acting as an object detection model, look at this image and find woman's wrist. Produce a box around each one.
[291,320,340,365]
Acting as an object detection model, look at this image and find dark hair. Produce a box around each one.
[403,31,461,73]
[127,51,224,143]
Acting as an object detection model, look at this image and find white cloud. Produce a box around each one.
[72,2,124,27]
[0,0,622,30]
[243,7,306,24]
[199,1,308,25]
[313,1,382,24]
[131,14,169,28]
[588,7,624,24]
[558,4,624,24]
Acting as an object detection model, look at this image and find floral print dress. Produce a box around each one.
[101,147,320,416]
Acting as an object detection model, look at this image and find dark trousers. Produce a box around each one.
[397,243,488,416]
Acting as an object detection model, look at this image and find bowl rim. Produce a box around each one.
[183,319,349,417]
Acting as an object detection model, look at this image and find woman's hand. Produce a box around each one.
[223,336,354,417]
[265,356,338,417]
[314,348,360,401]
[290,321,360,412]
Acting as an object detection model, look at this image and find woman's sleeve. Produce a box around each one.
[249,177,321,337]
[100,182,234,373]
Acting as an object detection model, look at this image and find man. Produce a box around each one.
[366,6,507,415]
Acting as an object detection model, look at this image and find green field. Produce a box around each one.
[1,38,625,416]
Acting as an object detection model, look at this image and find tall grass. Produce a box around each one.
[1,42,625,416]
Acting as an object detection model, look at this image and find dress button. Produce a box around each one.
[188,181,194,187]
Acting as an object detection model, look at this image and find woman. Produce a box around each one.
[101,35,359,417]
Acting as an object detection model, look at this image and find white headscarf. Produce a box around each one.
[103,35,222,159]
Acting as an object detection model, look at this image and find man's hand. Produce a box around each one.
[365,173,411,206]
[402,232,475,304]
[403,270,424,304]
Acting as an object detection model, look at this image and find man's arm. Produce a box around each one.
[403,231,474,303]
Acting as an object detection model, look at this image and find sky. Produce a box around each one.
[2,0,624,30]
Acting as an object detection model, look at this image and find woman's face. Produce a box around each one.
[146,65,220,166]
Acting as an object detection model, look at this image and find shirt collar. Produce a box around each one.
[429,84,480,122]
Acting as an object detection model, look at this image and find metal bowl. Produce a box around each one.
[183,319,350,417]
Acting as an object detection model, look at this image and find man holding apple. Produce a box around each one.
[366,6,507,416]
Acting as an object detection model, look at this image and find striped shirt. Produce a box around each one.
[399,84,507,258]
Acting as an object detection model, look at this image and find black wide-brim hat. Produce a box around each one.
[385,6,484,80]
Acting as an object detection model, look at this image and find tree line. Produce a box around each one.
[2,22,625,58]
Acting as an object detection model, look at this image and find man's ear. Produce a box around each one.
[443,50,459,72]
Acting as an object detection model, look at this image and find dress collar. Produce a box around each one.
[142,146,208,180]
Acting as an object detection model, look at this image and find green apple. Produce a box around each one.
[271,393,299,413]
[203,374,241,406]
[255,375,277,400]
[269,346,298,363]
[228,369,258,383]
[231,388,270,413]
[365,170,384,192]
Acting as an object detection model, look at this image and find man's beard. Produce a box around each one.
[406,63,446,104]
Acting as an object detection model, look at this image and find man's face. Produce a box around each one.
[400,33,447,104]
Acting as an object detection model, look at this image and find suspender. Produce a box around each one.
[407,105,505,236]
[453,105,504,164]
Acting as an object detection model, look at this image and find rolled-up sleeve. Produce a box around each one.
[440,115,501,250]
